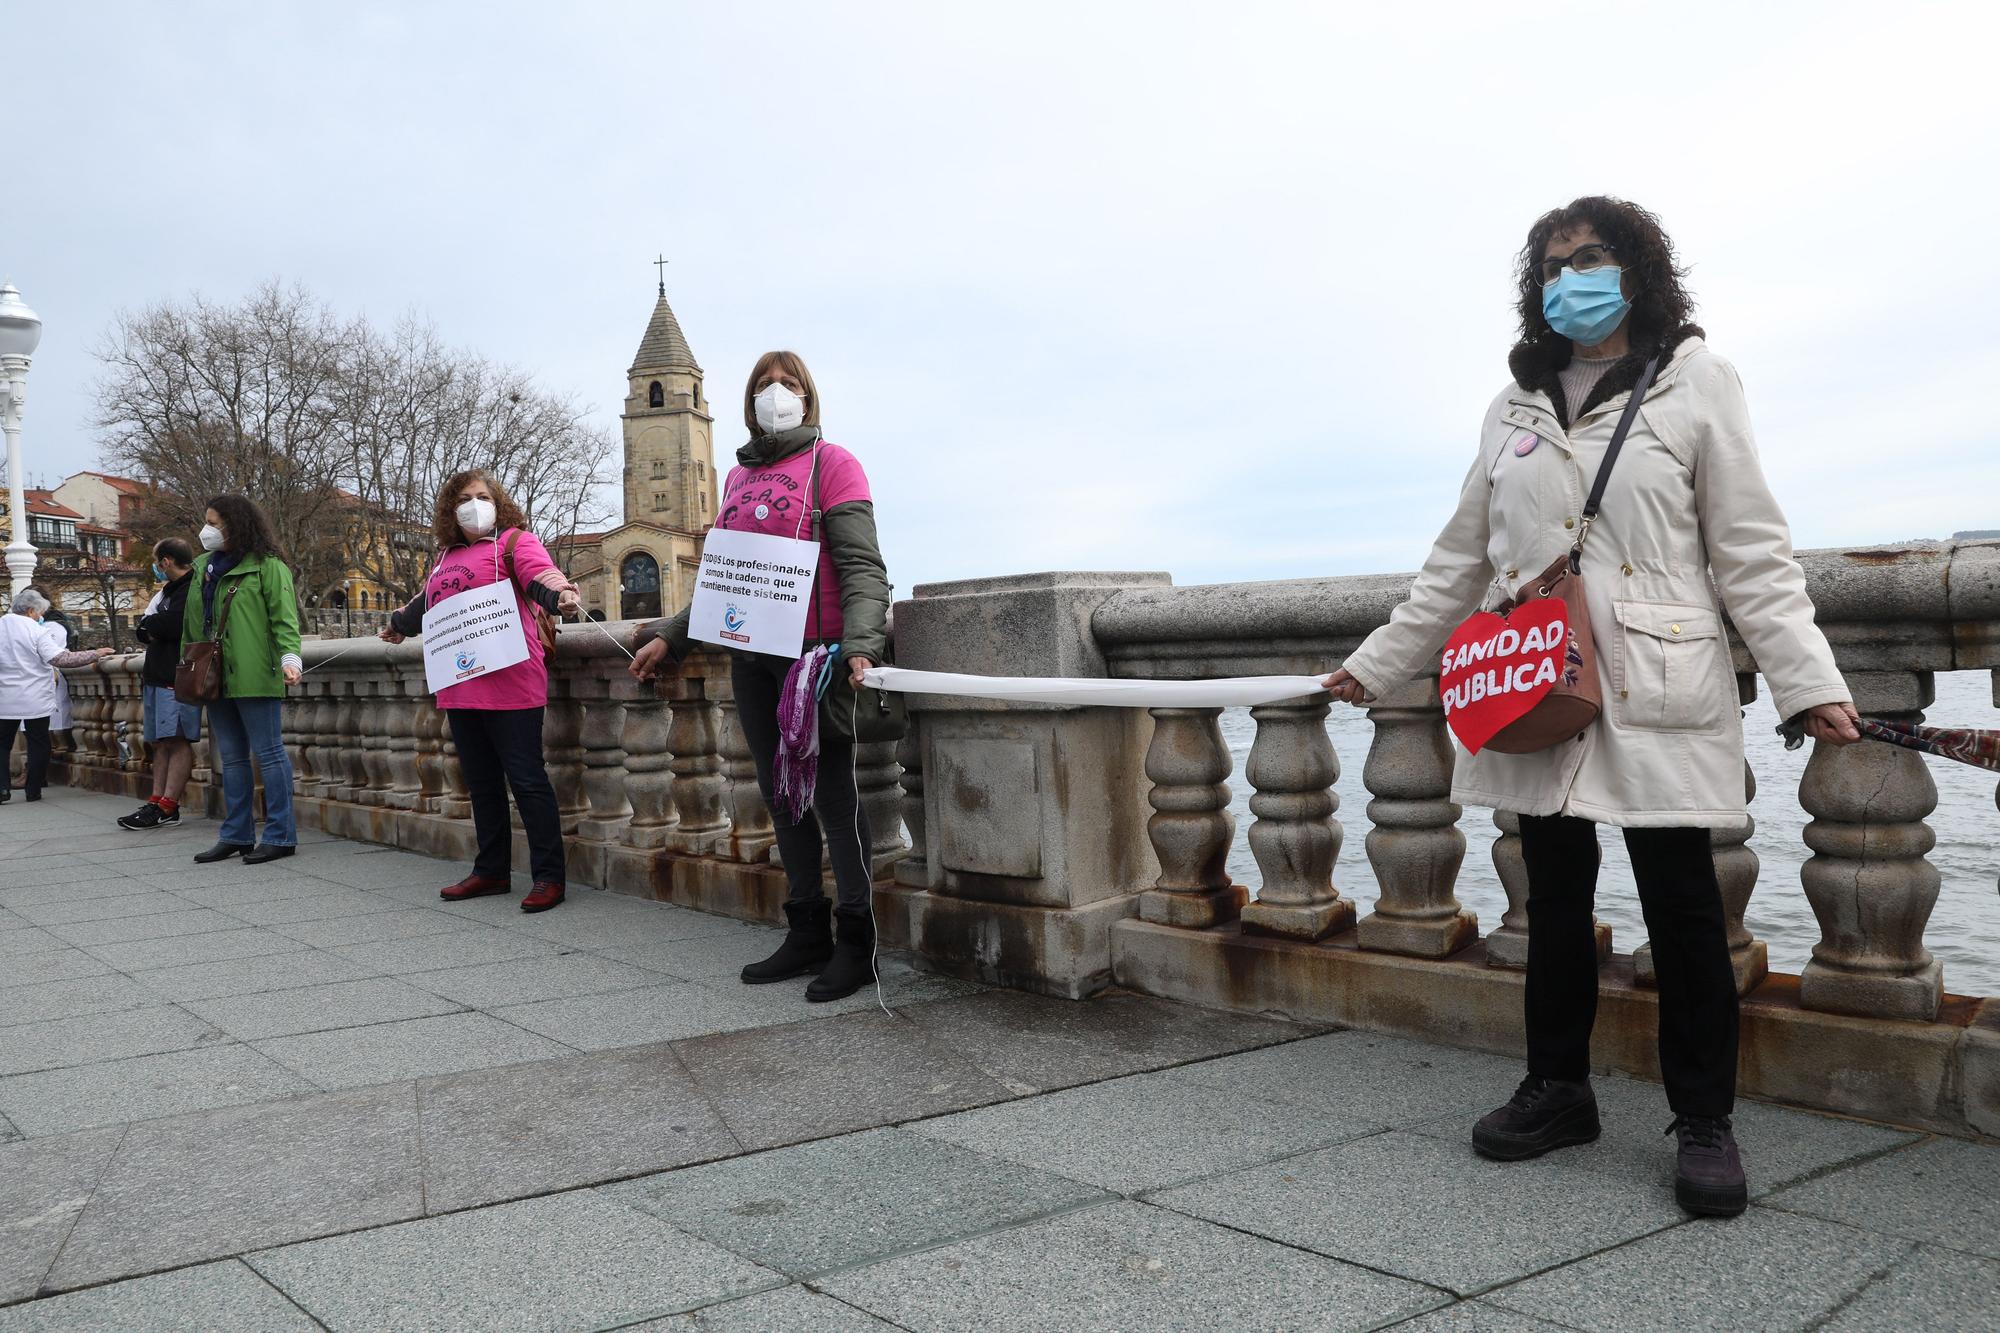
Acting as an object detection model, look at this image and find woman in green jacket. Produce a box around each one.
[182,494,303,865]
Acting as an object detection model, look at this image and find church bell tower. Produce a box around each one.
[621,276,717,533]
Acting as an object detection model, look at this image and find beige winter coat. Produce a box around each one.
[1343,333,1847,829]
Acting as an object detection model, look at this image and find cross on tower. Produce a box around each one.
[653,253,668,296]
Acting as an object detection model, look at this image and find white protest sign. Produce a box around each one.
[688,527,821,659]
[421,582,532,694]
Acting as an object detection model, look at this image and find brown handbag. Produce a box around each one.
[174,575,244,705]
[1480,354,1661,755]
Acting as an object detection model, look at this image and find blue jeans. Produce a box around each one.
[208,696,296,847]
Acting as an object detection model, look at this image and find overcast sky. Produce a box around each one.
[8,1,1996,594]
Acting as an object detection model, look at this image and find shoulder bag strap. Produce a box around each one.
[1570,353,1662,572]
[212,573,245,644]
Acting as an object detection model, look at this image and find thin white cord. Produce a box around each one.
[298,638,371,675]
[579,616,638,660]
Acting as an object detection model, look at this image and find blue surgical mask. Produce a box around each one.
[1542,266,1631,347]
[151,563,166,582]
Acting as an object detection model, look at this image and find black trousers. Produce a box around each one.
[447,707,566,886]
[731,653,873,914]
[1521,814,1738,1117]
[1,717,51,798]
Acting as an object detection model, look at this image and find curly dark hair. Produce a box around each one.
[1513,196,1695,362]
[204,494,283,559]
[432,469,528,548]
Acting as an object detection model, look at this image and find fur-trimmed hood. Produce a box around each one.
[1509,322,1705,427]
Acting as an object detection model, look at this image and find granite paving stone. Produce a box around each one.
[269,907,480,949]
[0,926,67,958]
[0,1259,322,1332]
[8,891,192,926]
[404,951,669,1008]
[501,902,723,952]
[45,907,246,948]
[0,1043,318,1137]
[1765,1136,2000,1257]
[418,1042,739,1213]
[1483,1207,1912,1332]
[165,876,347,910]
[820,1199,1448,1332]
[128,950,377,1002]
[297,850,476,890]
[252,1011,573,1089]
[1817,1243,2000,1331]
[1161,1029,1524,1127]
[899,987,1316,1094]
[0,876,161,907]
[674,1010,1017,1151]
[0,974,167,1027]
[710,961,985,1021]
[494,980,809,1052]
[1154,1130,1684,1295]
[606,1127,1107,1278]
[1408,1077,1922,1199]
[1386,1301,1577,1331]
[596,923,798,980]
[45,1082,424,1291]
[630,1285,902,1331]
[0,1127,125,1305]
[0,1005,226,1076]
[0,948,114,989]
[81,926,313,972]
[218,887,418,926]
[247,1190,781,1329]
[329,924,568,975]
[911,1071,1382,1193]
[182,977,466,1041]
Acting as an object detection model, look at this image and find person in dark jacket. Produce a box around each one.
[630,350,892,1002]
[120,538,200,830]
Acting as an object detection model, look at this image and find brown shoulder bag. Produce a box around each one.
[174,574,244,705]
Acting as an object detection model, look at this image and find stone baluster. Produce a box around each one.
[335,682,368,803]
[1486,810,1611,968]
[1798,670,1942,1020]
[412,702,448,811]
[575,689,631,842]
[359,689,395,806]
[1139,707,1242,927]
[292,689,322,794]
[619,680,679,849]
[1637,758,1767,994]
[1355,681,1476,956]
[666,676,728,854]
[892,717,937,889]
[385,687,423,811]
[542,695,588,833]
[116,675,146,775]
[714,665,776,863]
[434,708,471,820]
[1239,697,1353,939]
[857,738,907,875]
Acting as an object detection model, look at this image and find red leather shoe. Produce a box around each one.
[520,881,566,913]
[441,874,511,901]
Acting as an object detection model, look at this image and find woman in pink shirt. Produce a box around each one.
[381,470,582,912]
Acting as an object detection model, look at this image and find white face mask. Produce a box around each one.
[199,524,225,552]
[456,497,497,537]
[753,382,806,434]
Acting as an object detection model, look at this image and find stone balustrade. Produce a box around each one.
[45,541,2000,1137]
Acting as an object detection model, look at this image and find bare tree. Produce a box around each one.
[37,553,139,652]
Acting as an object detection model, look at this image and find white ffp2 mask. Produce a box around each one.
[456,498,497,537]
[753,382,805,434]
[199,524,225,552]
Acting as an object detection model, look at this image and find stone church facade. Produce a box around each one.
[559,286,720,622]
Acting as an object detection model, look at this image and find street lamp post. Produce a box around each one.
[0,283,44,599]
[343,579,354,639]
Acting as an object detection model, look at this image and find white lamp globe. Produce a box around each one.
[0,284,41,359]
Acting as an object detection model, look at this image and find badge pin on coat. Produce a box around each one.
[1513,430,1540,457]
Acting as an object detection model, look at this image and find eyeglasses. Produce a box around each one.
[1537,243,1618,286]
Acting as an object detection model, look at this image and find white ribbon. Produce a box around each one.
[860,666,1331,708]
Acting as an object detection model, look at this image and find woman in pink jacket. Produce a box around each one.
[382,470,581,911]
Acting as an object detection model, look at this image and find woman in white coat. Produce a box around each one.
[0,589,111,803]
[1324,197,1859,1218]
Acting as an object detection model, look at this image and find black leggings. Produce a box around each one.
[1,717,51,798]
[731,653,873,914]
[447,707,566,886]
[1520,814,1738,1117]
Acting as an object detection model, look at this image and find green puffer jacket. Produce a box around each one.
[638,426,891,666]
[180,552,303,698]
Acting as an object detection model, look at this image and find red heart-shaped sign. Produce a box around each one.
[1439,598,1573,754]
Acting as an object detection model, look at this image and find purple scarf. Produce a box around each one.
[774,645,836,822]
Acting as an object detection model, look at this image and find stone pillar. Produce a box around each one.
[414,701,449,812]
[713,665,776,864]
[1798,670,1943,1020]
[359,690,394,806]
[543,695,587,833]
[619,684,678,849]
[384,689,422,811]
[666,677,728,854]
[1355,680,1476,957]
[575,689,631,842]
[434,708,471,820]
[1139,707,1243,927]
[115,677,145,776]
[857,738,908,875]
[1486,809,1610,969]
[1239,697,1352,940]
[893,717,938,889]
[1637,758,1766,994]
[334,682,367,803]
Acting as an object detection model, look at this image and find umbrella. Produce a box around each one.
[1779,716,2000,773]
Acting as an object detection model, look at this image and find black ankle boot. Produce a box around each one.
[1472,1075,1600,1160]
[741,898,834,984]
[1669,1114,1748,1217]
[806,906,877,1003]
